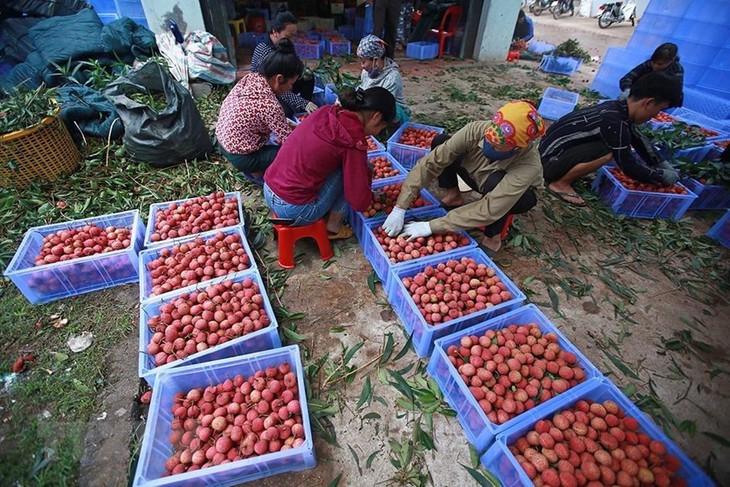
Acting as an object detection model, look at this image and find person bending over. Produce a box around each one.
[513,9,534,43]
[382,101,546,254]
[216,39,303,179]
[540,71,682,206]
[357,34,411,123]
[251,9,317,117]
[619,43,683,102]
[264,87,396,240]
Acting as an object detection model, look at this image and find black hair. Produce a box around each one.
[651,43,678,63]
[271,10,297,33]
[628,71,683,108]
[339,86,396,123]
[518,9,526,20]
[260,39,305,80]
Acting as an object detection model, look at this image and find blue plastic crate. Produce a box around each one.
[116,0,145,18]
[670,107,730,137]
[406,41,439,60]
[681,88,730,121]
[708,210,730,248]
[97,12,119,24]
[681,178,730,210]
[324,84,338,105]
[143,192,245,248]
[368,150,407,183]
[350,175,442,244]
[367,136,386,154]
[361,209,478,289]
[672,144,715,163]
[526,40,554,54]
[681,61,706,87]
[712,48,730,71]
[428,304,603,453]
[481,378,714,487]
[385,248,526,358]
[627,30,668,52]
[683,0,730,26]
[138,270,281,386]
[674,21,728,48]
[239,32,268,48]
[326,38,351,56]
[138,226,256,304]
[539,55,581,76]
[87,0,117,14]
[337,24,357,41]
[589,76,621,100]
[4,210,145,305]
[386,122,445,169]
[697,67,730,99]
[293,40,324,59]
[132,345,316,487]
[537,87,579,121]
[311,86,324,106]
[635,13,683,34]
[673,39,718,66]
[592,166,697,220]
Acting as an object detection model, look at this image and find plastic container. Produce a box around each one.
[349,176,442,244]
[673,39,719,66]
[672,144,715,163]
[708,210,730,248]
[367,136,386,154]
[337,24,356,41]
[682,88,730,121]
[634,13,683,34]
[138,226,256,304]
[674,21,728,47]
[324,84,338,105]
[4,210,145,305]
[711,47,730,71]
[386,122,445,169]
[293,40,324,59]
[681,178,730,211]
[311,86,324,107]
[368,150,407,184]
[627,30,668,52]
[671,107,730,137]
[143,192,244,249]
[428,305,603,453]
[526,40,554,54]
[537,87,579,121]
[539,55,581,76]
[592,166,697,220]
[360,209,478,289]
[589,77,621,100]
[239,32,268,48]
[681,61,706,87]
[697,67,730,99]
[406,41,439,60]
[385,247,526,358]
[326,38,351,56]
[132,346,316,487]
[643,0,690,17]
[138,270,282,386]
[481,378,714,487]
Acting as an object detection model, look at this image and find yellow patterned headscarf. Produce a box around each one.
[484,100,546,149]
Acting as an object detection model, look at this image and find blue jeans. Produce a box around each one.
[263,169,348,226]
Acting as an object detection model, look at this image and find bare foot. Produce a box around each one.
[547,182,585,206]
[440,187,464,207]
[481,234,502,253]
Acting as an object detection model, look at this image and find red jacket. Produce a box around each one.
[265,105,372,211]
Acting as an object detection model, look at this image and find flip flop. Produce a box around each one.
[327,225,354,240]
[546,187,586,207]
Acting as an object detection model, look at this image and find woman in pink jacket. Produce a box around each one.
[264,87,396,239]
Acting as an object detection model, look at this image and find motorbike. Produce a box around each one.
[552,0,575,19]
[530,0,556,16]
[597,0,636,28]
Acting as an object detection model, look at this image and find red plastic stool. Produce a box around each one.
[272,216,334,269]
[500,214,514,240]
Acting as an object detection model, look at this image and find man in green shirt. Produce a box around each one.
[383,101,546,253]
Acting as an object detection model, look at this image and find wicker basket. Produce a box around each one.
[0,114,81,189]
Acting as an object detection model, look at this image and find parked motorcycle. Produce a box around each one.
[597,0,636,28]
[530,0,556,16]
[552,0,575,19]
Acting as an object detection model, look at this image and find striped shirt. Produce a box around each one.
[251,37,308,113]
[620,58,684,90]
[539,100,664,184]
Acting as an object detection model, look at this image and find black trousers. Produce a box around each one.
[541,140,611,183]
[374,0,403,58]
[279,76,316,119]
[433,134,537,238]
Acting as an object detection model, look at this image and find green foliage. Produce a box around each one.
[552,38,591,63]
[0,85,58,135]
[673,159,730,186]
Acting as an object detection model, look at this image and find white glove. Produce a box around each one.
[618,88,630,101]
[402,221,432,241]
[382,206,406,236]
[305,102,318,113]
[658,160,674,171]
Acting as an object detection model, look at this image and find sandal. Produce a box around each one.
[327,225,354,240]
[546,187,586,207]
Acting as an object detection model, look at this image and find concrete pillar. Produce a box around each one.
[473,0,521,62]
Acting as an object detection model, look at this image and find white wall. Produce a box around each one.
[474,0,521,62]
[141,0,206,35]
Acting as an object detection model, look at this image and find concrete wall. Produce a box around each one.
[473,0,521,62]
[140,0,206,35]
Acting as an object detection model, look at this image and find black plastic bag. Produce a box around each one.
[102,61,212,167]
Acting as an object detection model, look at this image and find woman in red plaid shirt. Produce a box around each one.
[215,39,304,180]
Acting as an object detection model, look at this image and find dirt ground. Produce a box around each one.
[69,12,730,487]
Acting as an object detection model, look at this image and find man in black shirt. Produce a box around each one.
[539,71,683,206]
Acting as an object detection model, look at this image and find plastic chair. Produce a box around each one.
[271,214,334,269]
[427,6,463,59]
[228,18,247,39]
